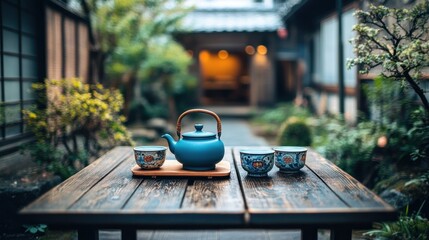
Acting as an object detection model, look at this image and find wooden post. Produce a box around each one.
[301,227,318,240]
[337,0,345,115]
[122,228,137,240]
[78,228,98,240]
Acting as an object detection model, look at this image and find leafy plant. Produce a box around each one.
[23,224,47,234]
[277,117,312,146]
[364,75,416,125]
[23,78,133,179]
[365,205,429,240]
[253,103,311,125]
[136,38,197,121]
[80,0,192,120]
[318,119,380,183]
[252,103,311,138]
[348,2,429,119]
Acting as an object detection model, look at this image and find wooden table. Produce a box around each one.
[19,146,397,240]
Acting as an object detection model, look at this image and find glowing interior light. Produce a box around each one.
[218,50,229,59]
[199,50,210,62]
[245,45,255,55]
[257,45,267,55]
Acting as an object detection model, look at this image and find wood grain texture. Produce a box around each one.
[305,150,394,210]
[20,146,133,212]
[131,160,230,178]
[181,148,244,212]
[123,178,188,210]
[232,146,396,225]
[233,147,347,210]
[20,146,396,230]
[70,155,141,210]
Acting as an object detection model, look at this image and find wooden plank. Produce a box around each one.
[181,148,245,212]
[305,150,394,210]
[233,147,397,225]
[233,147,347,210]
[123,178,188,210]
[131,160,230,178]
[20,146,133,212]
[69,155,141,210]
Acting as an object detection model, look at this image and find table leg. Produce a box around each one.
[301,227,318,240]
[78,228,99,240]
[122,228,137,240]
[330,228,352,240]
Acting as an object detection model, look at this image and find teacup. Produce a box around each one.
[133,146,167,169]
[240,149,274,177]
[273,146,307,173]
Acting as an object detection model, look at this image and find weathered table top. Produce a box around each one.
[20,146,397,230]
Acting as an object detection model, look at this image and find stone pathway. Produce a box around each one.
[182,117,268,146]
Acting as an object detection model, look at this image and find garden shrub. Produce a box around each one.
[277,117,312,146]
[365,206,429,240]
[347,5,429,237]
[364,75,416,125]
[23,78,133,179]
[252,103,311,138]
[318,119,380,184]
[254,103,311,125]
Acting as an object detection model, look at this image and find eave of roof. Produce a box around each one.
[180,9,283,33]
[278,0,309,21]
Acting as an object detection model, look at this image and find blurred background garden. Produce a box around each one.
[0,0,428,239]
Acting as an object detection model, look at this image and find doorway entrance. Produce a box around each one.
[276,60,298,101]
[199,49,250,105]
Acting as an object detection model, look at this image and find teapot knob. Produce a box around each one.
[194,124,204,132]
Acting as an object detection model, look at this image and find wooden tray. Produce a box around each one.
[131,160,230,178]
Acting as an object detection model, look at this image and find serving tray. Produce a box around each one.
[131,160,230,178]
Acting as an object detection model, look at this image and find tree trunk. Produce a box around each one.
[404,72,429,120]
[122,71,136,120]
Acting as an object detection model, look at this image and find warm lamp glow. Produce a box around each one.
[245,45,255,55]
[257,45,267,55]
[218,50,229,60]
[199,50,210,62]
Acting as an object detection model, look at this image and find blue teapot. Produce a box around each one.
[161,109,225,171]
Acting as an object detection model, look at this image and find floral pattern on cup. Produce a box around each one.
[133,146,167,169]
[240,149,274,177]
[273,146,307,173]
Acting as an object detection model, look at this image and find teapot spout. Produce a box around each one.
[161,134,176,154]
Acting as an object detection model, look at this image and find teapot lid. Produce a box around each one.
[182,124,216,138]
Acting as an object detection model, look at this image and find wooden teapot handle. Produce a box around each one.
[176,109,222,139]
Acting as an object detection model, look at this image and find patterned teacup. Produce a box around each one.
[133,146,167,169]
[240,149,274,177]
[273,146,307,173]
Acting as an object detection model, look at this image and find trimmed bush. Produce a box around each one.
[277,117,312,146]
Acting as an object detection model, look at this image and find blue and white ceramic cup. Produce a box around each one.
[240,149,274,177]
[133,146,167,169]
[273,146,307,173]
